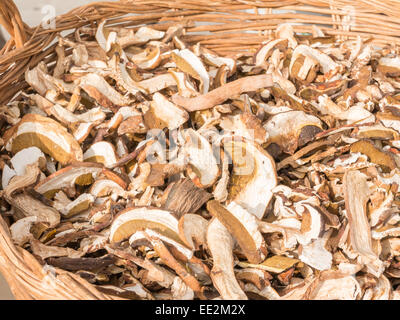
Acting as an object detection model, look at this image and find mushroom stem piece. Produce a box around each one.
[172,74,273,111]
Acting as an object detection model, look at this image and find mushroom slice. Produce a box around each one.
[30,238,83,260]
[363,275,392,300]
[223,137,277,219]
[219,113,268,145]
[50,104,106,126]
[1,165,16,189]
[169,70,199,98]
[131,229,193,260]
[83,141,118,168]
[172,74,273,112]
[90,179,126,198]
[129,26,165,46]
[207,200,266,264]
[254,39,288,66]
[181,129,219,188]
[10,216,37,246]
[178,214,209,250]
[58,193,95,218]
[11,194,60,228]
[137,73,176,94]
[79,73,132,108]
[95,20,117,52]
[34,163,103,196]
[299,79,347,101]
[378,56,400,77]
[264,111,323,155]
[161,178,212,217]
[172,49,210,94]
[344,170,384,277]
[206,218,248,300]
[350,140,396,173]
[109,207,182,244]
[235,268,272,290]
[72,122,94,143]
[299,237,332,271]
[310,273,361,300]
[171,277,195,300]
[203,53,236,74]
[258,255,299,274]
[10,147,46,176]
[130,46,161,70]
[3,113,83,165]
[143,92,189,130]
[353,123,399,140]
[377,111,400,134]
[290,45,340,81]
[296,203,325,245]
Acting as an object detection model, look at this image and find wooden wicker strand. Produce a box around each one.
[0,0,400,300]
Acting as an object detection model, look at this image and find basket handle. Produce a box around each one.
[0,0,27,48]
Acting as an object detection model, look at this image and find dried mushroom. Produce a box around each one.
[3,19,400,301]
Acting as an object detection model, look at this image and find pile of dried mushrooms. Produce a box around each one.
[2,21,400,300]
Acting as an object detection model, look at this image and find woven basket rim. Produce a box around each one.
[0,0,400,300]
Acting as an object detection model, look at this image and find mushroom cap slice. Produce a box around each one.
[264,110,323,155]
[290,45,340,80]
[206,218,248,300]
[90,179,126,198]
[223,137,277,219]
[79,73,132,108]
[83,141,118,168]
[59,193,95,217]
[172,49,210,94]
[219,113,268,145]
[10,147,46,176]
[207,200,266,264]
[182,129,220,188]
[350,140,396,173]
[109,207,182,244]
[130,228,193,260]
[178,214,209,250]
[378,56,400,77]
[4,113,83,165]
[144,92,189,130]
[34,163,104,196]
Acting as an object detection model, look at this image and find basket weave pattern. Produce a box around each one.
[0,0,400,300]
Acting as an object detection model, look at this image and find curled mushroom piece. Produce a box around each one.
[207,218,248,300]
[144,92,189,130]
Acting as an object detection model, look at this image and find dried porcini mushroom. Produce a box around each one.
[109,207,183,244]
[4,113,83,165]
[3,19,400,300]
[223,137,277,219]
[264,111,323,155]
[350,140,396,173]
[144,92,189,130]
[207,200,267,264]
[181,129,220,188]
[207,218,248,300]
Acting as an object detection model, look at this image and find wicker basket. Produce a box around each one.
[1,0,400,300]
